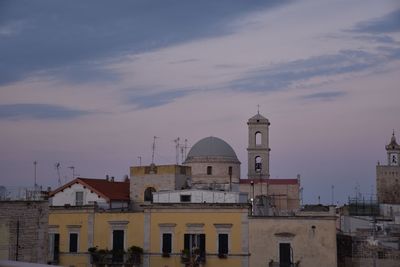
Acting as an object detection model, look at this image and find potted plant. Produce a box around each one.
[127,245,143,265]
[180,249,190,263]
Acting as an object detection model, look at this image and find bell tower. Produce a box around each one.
[247,111,270,179]
[376,131,400,204]
[386,131,400,166]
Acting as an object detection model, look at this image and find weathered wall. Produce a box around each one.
[0,201,48,263]
[376,165,400,204]
[249,216,337,267]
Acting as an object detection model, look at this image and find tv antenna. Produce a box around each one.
[55,162,61,186]
[137,156,142,166]
[173,137,180,164]
[33,161,37,189]
[151,136,158,164]
[68,166,75,180]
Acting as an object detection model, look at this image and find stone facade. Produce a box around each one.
[130,164,191,204]
[0,201,49,263]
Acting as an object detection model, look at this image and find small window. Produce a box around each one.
[207,166,212,175]
[180,195,191,202]
[162,233,172,254]
[228,166,233,176]
[69,233,78,253]
[75,192,83,206]
[218,234,228,255]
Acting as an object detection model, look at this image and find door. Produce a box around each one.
[279,243,291,267]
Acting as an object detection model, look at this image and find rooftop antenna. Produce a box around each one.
[174,137,180,164]
[55,162,61,186]
[68,166,75,180]
[184,139,188,160]
[137,156,142,166]
[180,145,185,164]
[257,104,260,115]
[151,136,158,164]
[331,185,335,205]
[33,161,37,189]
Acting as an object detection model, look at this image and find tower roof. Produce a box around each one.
[386,131,400,151]
[185,136,239,162]
[247,113,269,125]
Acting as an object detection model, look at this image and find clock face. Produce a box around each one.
[390,154,398,165]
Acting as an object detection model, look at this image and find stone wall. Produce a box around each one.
[0,201,49,263]
[376,165,400,204]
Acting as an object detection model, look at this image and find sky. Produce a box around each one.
[1,0,400,204]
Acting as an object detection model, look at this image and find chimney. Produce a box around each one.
[111,176,114,182]
[106,175,109,181]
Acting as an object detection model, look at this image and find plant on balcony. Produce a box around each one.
[88,247,110,267]
[126,245,143,265]
[180,249,190,263]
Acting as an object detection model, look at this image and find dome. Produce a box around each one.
[186,136,239,162]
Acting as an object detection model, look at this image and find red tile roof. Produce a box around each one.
[49,177,130,201]
[240,178,299,185]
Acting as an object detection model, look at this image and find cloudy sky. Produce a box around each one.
[1,0,399,204]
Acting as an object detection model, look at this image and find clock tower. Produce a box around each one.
[376,131,400,204]
[247,112,270,180]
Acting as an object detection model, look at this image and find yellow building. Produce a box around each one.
[49,206,144,267]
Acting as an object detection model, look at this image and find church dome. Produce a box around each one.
[186,136,239,162]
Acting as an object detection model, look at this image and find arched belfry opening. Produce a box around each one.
[255,132,262,146]
[144,187,156,202]
[255,156,262,172]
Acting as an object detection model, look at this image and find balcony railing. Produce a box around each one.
[268,260,300,267]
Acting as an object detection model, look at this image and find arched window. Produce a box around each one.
[144,187,156,202]
[255,132,262,146]
[255,156,262,172]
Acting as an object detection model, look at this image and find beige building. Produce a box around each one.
[249,206,337,267]
[376,132,400,204]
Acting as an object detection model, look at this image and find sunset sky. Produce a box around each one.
[1,0,399,204]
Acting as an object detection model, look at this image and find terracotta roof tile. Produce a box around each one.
[50,177,130,201]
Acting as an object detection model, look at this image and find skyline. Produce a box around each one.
[1,0,400,204]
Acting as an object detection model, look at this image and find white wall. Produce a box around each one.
[51,183,107,206]
[153,189,248,204]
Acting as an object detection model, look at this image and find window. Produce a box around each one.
[162,233,172,254]
[218,234,228,255]
[144,187,156,202]
[228,166,232,176]
[112,230,124,262]
[69,233,78,253]
[184,234,206,262]
[207,166,212,175]
[180,195,191,202]
[255,132,262,145]
[48,233,60,262]
[75,192,83,206]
